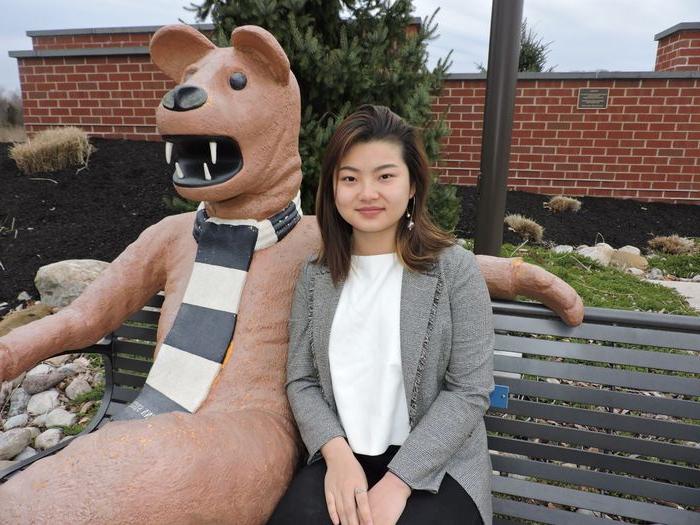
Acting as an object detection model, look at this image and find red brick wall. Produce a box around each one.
[18,54,170,141]
[434,78,700,204]
[655,30,700,72]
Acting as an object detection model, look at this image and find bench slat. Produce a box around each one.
[492,475,698,525]
[113,355,153,375]
[499,399,700,442]
[492,300,700,332]
[491,455,700,508]
[495,376,700,419]
[494,314,700,352]
[489,436,700,485]
[113,371,147,389]
[495,355,700,397]
[496,334,700,373]
[486,415,700,464]
[113,339,156,359]
[114,324,158,341]
[492,497,610,524]
[126,309,161,324]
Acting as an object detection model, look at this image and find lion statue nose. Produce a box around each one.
[161,85,208,112]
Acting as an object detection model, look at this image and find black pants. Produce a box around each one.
[268,446,483,525]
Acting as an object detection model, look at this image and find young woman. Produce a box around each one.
[268,105,494,525]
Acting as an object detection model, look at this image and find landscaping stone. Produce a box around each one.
[8,388,30,417]
[3,414,29,431]
[609,251,648,271]
[45,408,77,428]
[26,389,59,416]
[35,428,63,450]
[22,364,78,395]
[648,268,664,280]
[618,245,641,256]
[14,446,37,461]
[26,364,54,377]
[0,428,32,460]
[35,259,110,308]
[576,244,613,266]
[0,460,17,471]
[45,354,72,367]
[65,377,92,400]
[552,245,573,254]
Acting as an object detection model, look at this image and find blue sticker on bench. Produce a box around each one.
[489,384,509,409]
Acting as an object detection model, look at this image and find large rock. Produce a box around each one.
[7,387,30,417]
[35,428,63,450]
[45,408,78,428]
[26,389,60,416]
[22,364,78,395]
[0,428,33,460]
[35,259,109,308]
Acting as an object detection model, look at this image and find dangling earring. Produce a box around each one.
[406,197,416,231]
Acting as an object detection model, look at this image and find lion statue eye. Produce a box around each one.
[229,72,247,90]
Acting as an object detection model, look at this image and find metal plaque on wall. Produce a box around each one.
[577,88,609,109]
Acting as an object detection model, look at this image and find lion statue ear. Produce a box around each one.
[231,26,290,86]
[150,24,216,82]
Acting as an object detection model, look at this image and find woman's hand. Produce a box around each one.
[322,437,374,525]
[368,472,411,525]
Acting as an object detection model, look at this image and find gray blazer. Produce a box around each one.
[286,244,495,524]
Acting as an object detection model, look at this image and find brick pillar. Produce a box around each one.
[654,23,700,72]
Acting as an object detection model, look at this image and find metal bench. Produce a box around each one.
[3,296,699,524]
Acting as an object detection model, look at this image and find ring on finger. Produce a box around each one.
[354,487,367,494]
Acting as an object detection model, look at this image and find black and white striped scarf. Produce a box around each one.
[114,192,302,420]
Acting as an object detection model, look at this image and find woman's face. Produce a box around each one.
[333,140,415,236]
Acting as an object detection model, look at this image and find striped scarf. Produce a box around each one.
[114,192,302,420]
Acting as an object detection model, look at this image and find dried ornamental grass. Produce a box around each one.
[504,214,544,242]
[9,127,94,175]
[544,195,582,213]
[648,234,697,255]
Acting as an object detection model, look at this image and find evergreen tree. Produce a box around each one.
[476,18,553,73]
[519,18,553,73]
[186,0,460,231]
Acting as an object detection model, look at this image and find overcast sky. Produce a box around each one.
[1,0,698,94]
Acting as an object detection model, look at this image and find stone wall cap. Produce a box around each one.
[447,71,700,80]
[25,23,214,37]
[9,47,150,58]
[654,22,700,41]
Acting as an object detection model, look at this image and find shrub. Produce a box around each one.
[544,195,581,213]
[9,127,94,175]
[648,235,697,255]
[504,214,544,242]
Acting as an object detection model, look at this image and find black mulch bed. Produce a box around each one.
[457,186,700,248]
[1,138,699,302]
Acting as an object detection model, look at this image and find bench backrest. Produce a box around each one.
[489,299,700,524]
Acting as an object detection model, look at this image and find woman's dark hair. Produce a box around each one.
[315,104,455,285]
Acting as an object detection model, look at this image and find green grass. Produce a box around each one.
[647,252,700,279]
[460,240,698,316]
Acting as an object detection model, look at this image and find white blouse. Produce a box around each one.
[328,252,411,455]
